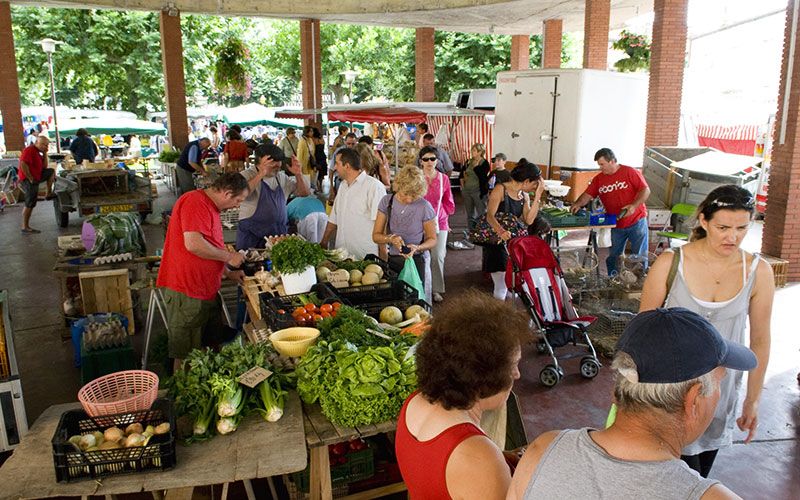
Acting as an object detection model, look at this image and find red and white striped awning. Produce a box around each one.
[696,124,759,141]
[427,115,494,165]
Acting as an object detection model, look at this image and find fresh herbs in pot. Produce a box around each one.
[271,237,326,275]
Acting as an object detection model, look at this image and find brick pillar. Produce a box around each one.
[763,0,800,279]
[415,28,435,102]
[542,19,563,69]
[0,2,24,152]
[159,10,189,149]
[644,0,688,147]
[583,0,610,69]
[300,19,322,126]
[510,35,530,71]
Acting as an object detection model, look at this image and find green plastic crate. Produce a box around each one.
[292,445,374,493]
[80,339,137,385]
[540,211,591,228]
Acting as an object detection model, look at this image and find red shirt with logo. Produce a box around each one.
[585,165,648,229]
[18,144,46,182]
[157,190,225,301]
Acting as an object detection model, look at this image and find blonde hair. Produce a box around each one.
[471,143,486,158]
[392,165,428,200]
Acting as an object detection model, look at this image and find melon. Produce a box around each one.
[379,306,403,325]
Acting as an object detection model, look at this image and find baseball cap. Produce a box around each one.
[615,307,756,383]
[254,142,286,164]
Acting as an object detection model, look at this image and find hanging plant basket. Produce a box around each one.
[612,30,651,73]
[213,35,252,97]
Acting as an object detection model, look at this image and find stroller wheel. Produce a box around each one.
[540,365,560,387]
[580,357,600,379]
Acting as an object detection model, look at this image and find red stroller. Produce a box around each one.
[505,236,601,387]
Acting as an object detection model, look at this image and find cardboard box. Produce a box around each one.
[647,208,672,227]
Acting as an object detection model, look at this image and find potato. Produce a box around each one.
[125,423,144,436]
[104,427,124,443]
[98,440,122,450]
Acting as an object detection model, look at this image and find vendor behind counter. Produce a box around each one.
[236,143,310,249]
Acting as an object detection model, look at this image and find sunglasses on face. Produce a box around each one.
[421,157,437,162]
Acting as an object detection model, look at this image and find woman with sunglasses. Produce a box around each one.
[639,184,774,478]
[420,146,456,303]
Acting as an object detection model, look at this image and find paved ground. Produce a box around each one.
[0,177,797,499]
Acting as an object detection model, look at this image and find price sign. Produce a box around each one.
[238,366,272,388]
[327,271,350,289]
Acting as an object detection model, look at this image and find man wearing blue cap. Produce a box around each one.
[509,308,756,499]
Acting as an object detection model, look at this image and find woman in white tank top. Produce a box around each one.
[639,185,774,477]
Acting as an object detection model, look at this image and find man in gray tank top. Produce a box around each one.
[508,308,757,500]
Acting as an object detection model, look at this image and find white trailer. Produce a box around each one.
[493,69,648,175]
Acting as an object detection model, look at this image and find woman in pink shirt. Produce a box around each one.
[420,146,455,303]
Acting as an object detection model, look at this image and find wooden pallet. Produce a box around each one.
[241,276,283,320]
[78,269,135,334]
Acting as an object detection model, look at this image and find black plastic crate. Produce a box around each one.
[51,398,176,483]
[328,255,398,297]
[335,278,417,307]
[358,297,431,322]
[259,283,344,331]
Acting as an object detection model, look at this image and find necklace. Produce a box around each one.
[700,244,734,285]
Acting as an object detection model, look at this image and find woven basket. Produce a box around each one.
[270,327,320,357]
[78,370,159,417]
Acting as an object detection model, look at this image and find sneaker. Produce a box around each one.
[433,293,444,303]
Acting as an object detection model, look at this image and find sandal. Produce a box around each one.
[21,228,41,234]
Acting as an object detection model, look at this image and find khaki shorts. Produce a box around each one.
[162,288,220,359]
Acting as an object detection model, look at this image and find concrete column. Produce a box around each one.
[763,0,800,278]
[159,10,189,149]
[510,35,530,71]
[415,27,436,102]
[0,2,24,152]
[300,19,322,126]
[542,19,563,69]
[583,0,610,70]
[644,0,688,147]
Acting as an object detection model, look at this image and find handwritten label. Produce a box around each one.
[327,271,350,289]
[238,366,272,388]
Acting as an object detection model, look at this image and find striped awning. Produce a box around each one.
[696,124,759,141]
[427,114,494,165]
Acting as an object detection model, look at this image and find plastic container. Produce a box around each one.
[78,370,159,417]
[270,327,321,357]
[590,213,617,226]
[281,265,317,295]
[359,298,431,323]
[335,278,415,307]
[51,398,176,483]
[330,256,399,300]
[80,341,136,385]
[259,283,344,331]
[540,211,591,228]
[70,313,130,367]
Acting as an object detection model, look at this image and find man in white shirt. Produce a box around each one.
[320,148,387,259]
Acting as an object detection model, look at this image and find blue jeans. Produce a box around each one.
[607,217,649,276]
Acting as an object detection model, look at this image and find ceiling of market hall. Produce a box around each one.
[12,0,653,35]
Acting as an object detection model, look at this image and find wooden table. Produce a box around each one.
[0,392,307,500]
[301,403,406,500]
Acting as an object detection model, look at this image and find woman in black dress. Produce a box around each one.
[482,159,545,300]
[312,127,327,192]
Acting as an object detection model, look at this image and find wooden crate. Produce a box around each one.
[762,254,789,288]
[78,269,135,334]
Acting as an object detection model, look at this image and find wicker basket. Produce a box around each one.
[78,370,159,417]
[761,254,789,288]
[270,328,320,357]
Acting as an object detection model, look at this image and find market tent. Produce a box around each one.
[274,109,323,120]
[48,118,167,136]
[327,107,426,124]
[219,103,303,128]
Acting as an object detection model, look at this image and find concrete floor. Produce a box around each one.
[0,180,797,499]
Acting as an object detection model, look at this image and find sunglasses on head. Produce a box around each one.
[421,157,437,162]
[710,195,755,210]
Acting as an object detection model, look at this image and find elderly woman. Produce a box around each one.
[372,165,437,301]
[396,290,529,499]
[639,185,774,477]
[483,159,545,300]
[419,146,455,303]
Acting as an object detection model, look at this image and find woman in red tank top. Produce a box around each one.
[396,290,529,499]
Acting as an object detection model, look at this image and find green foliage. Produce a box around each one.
[158,148,180,163]
[270,237,326,274]
[612,30,650,72]
[213,35,251,98]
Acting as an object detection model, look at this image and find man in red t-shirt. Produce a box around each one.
[157,173,249,370]
[18,135,56,234]
[570,147,651,276]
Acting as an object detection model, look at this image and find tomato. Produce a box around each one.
[320,311,331,319]
[277,309,286,315]
[304,303,317,312]
[312,314,323,323]
[332,302,342,310]
[292,307,306,318]
[320,303,333,314]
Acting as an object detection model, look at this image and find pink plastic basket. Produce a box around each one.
[77,370,159,417]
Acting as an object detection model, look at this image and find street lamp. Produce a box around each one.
[341,70,358,104]
[39,38,63,153]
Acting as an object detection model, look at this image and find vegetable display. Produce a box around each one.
[271,237,327,275]
[166,342,288,442]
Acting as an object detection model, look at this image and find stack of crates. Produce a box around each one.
[0,290,29,452]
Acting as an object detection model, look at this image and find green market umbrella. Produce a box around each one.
[49,118,166,137]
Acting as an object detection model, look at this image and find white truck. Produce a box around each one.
[493,69,648,174]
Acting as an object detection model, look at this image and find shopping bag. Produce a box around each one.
[467,212,528,246]
[398,257,425,301]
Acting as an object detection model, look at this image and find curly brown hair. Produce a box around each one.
[416,289,530,410]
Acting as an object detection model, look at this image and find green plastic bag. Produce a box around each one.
[398,257,425,301]
[605,403,617,428]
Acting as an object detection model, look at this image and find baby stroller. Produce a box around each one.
[505,236,601,387]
